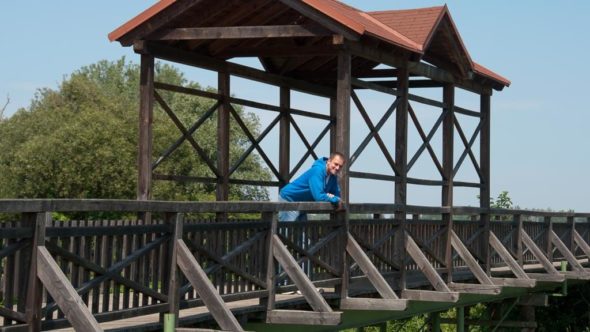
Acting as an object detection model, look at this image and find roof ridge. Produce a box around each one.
[368,6,445,15]
[360,11,423,52]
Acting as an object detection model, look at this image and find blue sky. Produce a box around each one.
[1,1,589,211]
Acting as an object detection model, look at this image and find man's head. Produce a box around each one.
[326,152,345,176]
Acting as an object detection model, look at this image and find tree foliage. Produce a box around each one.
[0,58,270,202]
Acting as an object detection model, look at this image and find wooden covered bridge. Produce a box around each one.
[1,0,589,331]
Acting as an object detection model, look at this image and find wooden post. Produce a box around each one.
[330,97,337,153]
[165,213,182,326]
[217,70,230,221]
[279,86,291,189]
[442,83,455,283]
[138,54,154,201]
[263,211,278,311]
[395,65,409,290]
[335,51,351,299]
[567,216,575,252]
[25,212,48,332]
[544,216,553,261]
[515,214,524,266]
[479,92,491,274]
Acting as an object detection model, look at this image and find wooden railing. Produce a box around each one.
[1,199,589,331]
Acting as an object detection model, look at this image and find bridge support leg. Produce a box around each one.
[457,306,465,332]
[430,312,441,332]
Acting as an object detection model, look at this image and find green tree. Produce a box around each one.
[0,57,270,202]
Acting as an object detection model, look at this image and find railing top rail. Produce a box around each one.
[1,199,588,218]
[0,199,334,213]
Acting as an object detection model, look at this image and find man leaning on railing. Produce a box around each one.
[278,152,346,222]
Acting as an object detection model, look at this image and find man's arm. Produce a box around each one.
[309,170,340,204]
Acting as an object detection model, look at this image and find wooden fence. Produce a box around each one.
[1,200,589,331]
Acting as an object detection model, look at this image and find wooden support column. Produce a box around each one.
[479,92,491,274]
[395,65,409,290]
[279,87,290,189]
[335,51,351,299]
[25,212,47,332]
[138,54,154,201]
[217,70,230,202]
[165,213,182,327]
[544,216,553,261]
[330,97,337,155]
[567,216,575,252]
[515,214,524,265]
[442,83,455,283]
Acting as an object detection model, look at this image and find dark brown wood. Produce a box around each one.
[217,70,230,221]
[279,87,290,188]
[346,234,399,299]
[119,0,205,46]
[138,54,154,201]
[176,240,245,331]
[266,310,341,326]
[349,91,399,174]
[335,51,351,300]
[442,83,454,283]
[139,42,335,98]
[24,213,47,332]
[154,91,220,177]
[407,104,444,176]
[166,213,182,326]
[272,235,333,312]
[149,25,330,40]
[395,65,409,290]
[37,246,103,331]
[479,92,491,275]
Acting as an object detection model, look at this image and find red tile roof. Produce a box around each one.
[108,0,509,87]
[108,0,176,42]
[369,6,445,48]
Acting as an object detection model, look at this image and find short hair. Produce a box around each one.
[329,151,345,161]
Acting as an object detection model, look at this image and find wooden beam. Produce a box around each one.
[490,278,535,288]
[346,234,399,299]
[448,282,501,295]
[550,230,585,271]
[520,230,561,275]
[279,87,290,188]
[217,70,230,211]
[489,232,529,279]
[277,0,361,42]
[25,213,48,332]
[339,298,407,311]
[37,246,103,331]
[526,273,565,282]
[345,41,490,94]
[137,54,154,201]
[401,289,459,303]
[176,240,245,332]
[573,230,590,259]
[272,235,333,313]
[405,235,451,292]
[138,42,335,98]
[149,25,331,40]
[266,310,341,326]
[450,231,494,285]
[479,92,491,274]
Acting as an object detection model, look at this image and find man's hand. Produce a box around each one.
[335,200,346,212]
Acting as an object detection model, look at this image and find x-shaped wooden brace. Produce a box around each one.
[453,116,483,179]
[288,115,331,179]
[228,104,281,181]
[407,104,445,176]
[349,90,400,174]
[154,91,220,177]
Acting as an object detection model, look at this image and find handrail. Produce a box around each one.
[1,199,589,218]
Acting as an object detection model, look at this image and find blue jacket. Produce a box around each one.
[279,157,341,204]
